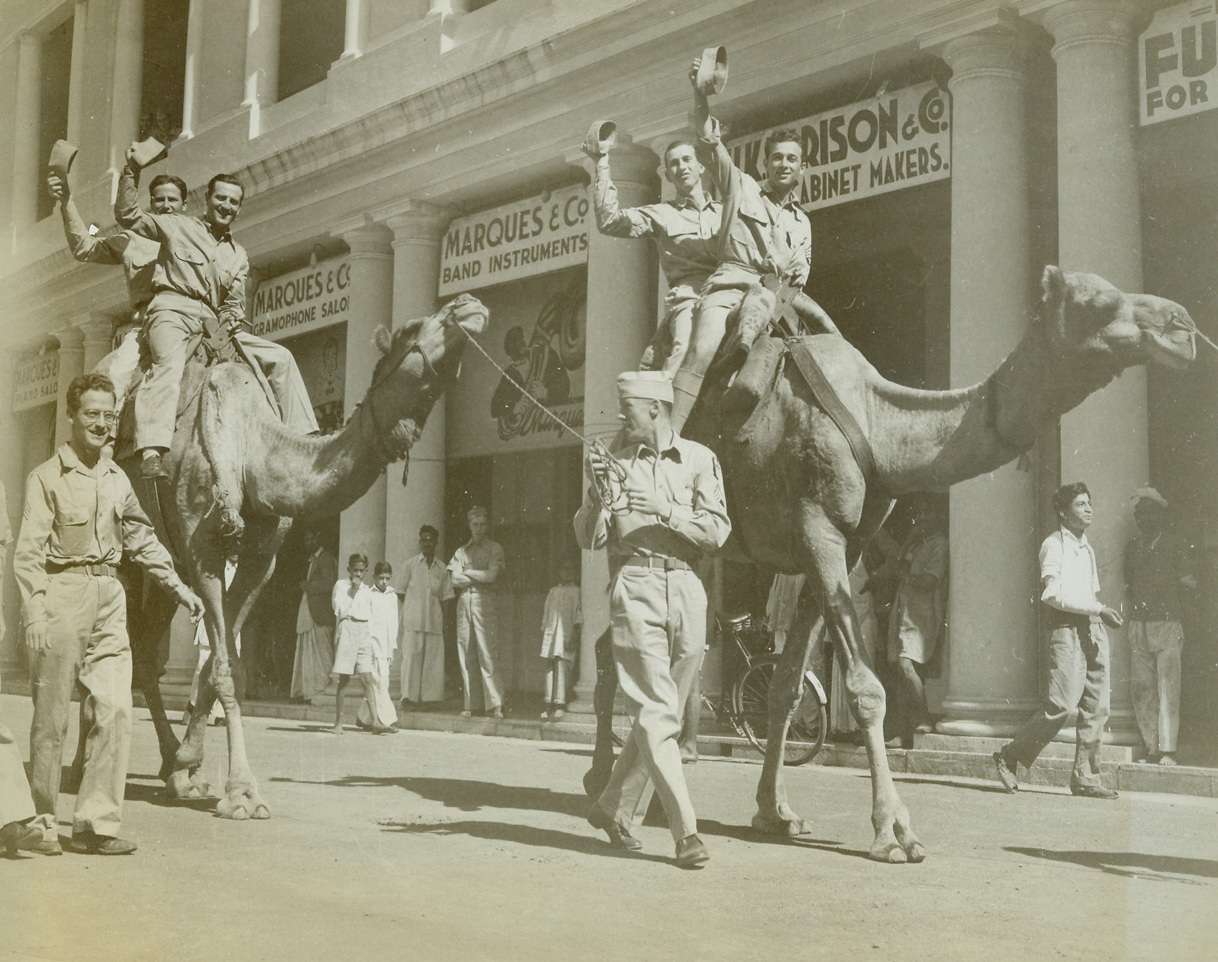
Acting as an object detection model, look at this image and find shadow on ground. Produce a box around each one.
[379,818,670,863]
[1007,846,1218,883]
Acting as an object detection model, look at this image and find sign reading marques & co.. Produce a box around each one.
[12,351,59,412]
[250,256,353,341]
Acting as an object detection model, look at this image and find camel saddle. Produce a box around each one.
[112,317,279,462]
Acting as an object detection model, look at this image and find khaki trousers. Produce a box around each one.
[1129,620,1183,755]
[0,703,36,826]
[596,566,705,843]
[1003,620,1110,788]
[29,571,132,839]
[136,295,213,450]
[456,591,503,711]
[236,332,319,434]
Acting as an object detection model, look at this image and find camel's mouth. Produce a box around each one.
[449,295,488,337]
[1144,311,1196,370]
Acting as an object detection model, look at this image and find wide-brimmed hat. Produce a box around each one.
[582,119,617,157]
[129,137,168,169]
[48,140,78,179]
[695,46,728,96]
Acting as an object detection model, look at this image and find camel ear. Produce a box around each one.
[373,325,393,355]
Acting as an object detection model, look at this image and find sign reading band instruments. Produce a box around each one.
[1140,0,1217,126]
[13,350,60,413]
[727,81,951,212]
[439,184,590,296]
[250,256,352,341]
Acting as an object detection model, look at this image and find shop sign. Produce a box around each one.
[1140,0,1217,126]
[12,350,59,412]
[726,81,951,212]
[250,256,352,341]
[447,267,586,458]
[439,185,590,296]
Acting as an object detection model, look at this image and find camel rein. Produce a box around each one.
[447,318,628,504]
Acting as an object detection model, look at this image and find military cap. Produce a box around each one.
[616,370,673,404]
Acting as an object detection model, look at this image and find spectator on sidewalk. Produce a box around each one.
[1125,487,1195,766]
[291,530,337,704]
[358,562,400,732]
[398,525,451,709]
[539,558,581,720]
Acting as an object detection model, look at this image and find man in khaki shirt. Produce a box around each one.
[115,153,317,478]
[14,374,203,854]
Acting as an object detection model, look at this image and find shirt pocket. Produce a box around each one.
[175,246,205,267]
[53,507,93,557]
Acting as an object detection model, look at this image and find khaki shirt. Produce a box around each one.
[448,540,505,594]
[115,167,248,325]
[61,197,158,310]
[573,430,731,565]
[591,157,721,291]
[698,122,812,288]
[14,444,191,627]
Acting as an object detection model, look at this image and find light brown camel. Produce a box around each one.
[688,266,1195,862]
[129,294,487,819]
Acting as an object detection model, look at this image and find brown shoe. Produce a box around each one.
[27,836,64,856]
[140,452,168,480]
[587,805,642,851]
[675,834,710,869]
[69,830,137,855]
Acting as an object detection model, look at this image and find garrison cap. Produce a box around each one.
[467,505,489,522]
[616,370,673,404]
[1132,485,1168,509]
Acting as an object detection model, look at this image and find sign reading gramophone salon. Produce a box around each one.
[251,256,353,341]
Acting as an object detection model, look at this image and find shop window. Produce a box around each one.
[138,0,188,146]
[36,17,72,222]
[278,0,345,100]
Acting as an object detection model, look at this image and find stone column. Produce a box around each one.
[332,219,395,567]
[54,327,85,448]
[109,0,144,173]
[340,0,370,59]
[66,2,89,144]
[1042,0,1146,739]
[935,28,1041,736]
[243,0,281,136]
[180,0,206,138]
[76,315,115,372]
[382,203,449,699]
[12,32,41,227]
[565,139,659,713]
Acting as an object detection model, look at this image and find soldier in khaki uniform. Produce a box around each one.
[14,374,203,855]
[575,371,730,868]
[448,507,507,718]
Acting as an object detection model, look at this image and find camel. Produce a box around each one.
[124,294,487,819]
[590,266,1195,861]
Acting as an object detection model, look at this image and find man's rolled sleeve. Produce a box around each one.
[666,452,731,553]
[221,257,249,327]
[13,472,54,628]
[62,199,124,266]
[114,166,162,239]
[592,159,654,239]
[118,481,191,602]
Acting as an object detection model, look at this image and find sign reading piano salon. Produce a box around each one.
[12,350,60,413]
[727,81,952,212]
[439,184,590,296]
[250,256,353,341]
[1140,0,1217,126]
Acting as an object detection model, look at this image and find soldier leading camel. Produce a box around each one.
[601,266,1194,862]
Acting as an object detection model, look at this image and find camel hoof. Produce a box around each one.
[869,840,908,863]
[216,790,270,821]
[751,812,812,837]
[906,841,927,863]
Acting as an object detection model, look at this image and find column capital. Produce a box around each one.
[380,201,451,245]
[1039,0,1144,55]
[55,325,85,353]
[942,27,1039,85]
[73,313,116,341]
[331,217,394,256]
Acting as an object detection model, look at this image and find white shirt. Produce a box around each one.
[332,579,373,623]
[1039,527,1103,616]
[398,553,452,633]
[369,586,400,659]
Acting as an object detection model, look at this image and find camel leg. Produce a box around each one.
[583,628,618,799]
[168,570,224,802]
[752,579,821,837]
[209,518,289,820]
[132,581,184,782]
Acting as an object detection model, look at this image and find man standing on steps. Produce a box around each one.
[448,507,506,719]
[993,482,1124,799]
[14,373,204,855]
[575,371,730,869]
[398,524,452,709]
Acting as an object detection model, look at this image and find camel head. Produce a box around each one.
[366,293,487,472]
[1041,266,1196,376]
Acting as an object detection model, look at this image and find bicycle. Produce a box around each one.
[707,612,828,766]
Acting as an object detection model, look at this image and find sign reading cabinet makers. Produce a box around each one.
[439,185,590,296]
[250,256,352,341]
[1140,1,1217,126]
[727,81,951,212]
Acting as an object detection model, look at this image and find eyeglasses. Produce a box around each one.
[78,409,117,426]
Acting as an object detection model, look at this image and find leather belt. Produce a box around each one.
[47,562,119,579]
[621,554,692,572]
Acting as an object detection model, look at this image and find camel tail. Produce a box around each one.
[199,368,246,558]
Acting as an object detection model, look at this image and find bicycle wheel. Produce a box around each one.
[733,657,827,766]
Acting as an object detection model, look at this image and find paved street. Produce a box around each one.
[2,692,1215,962]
